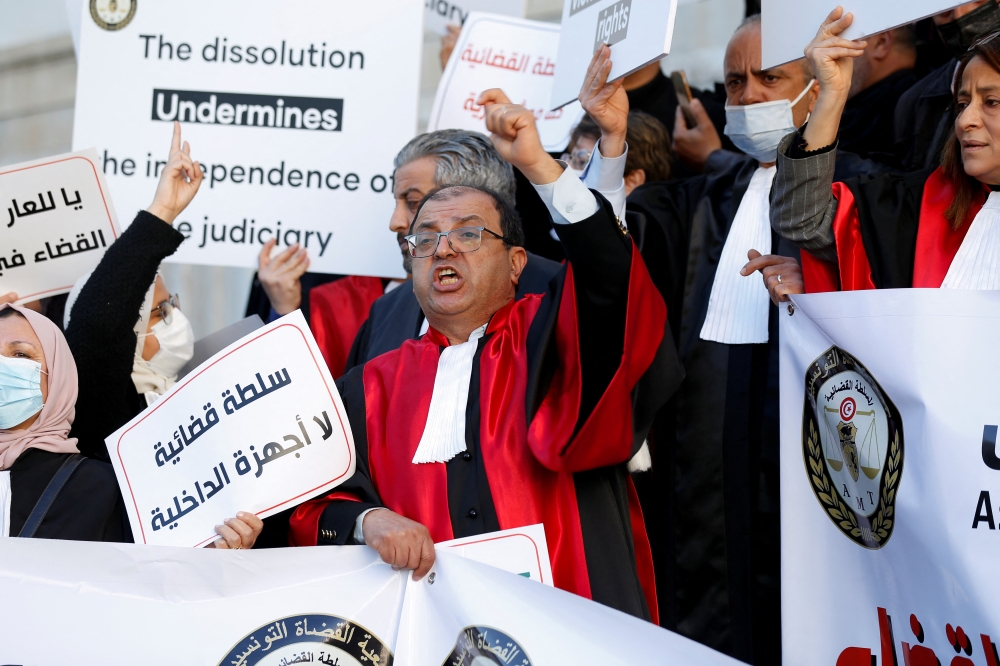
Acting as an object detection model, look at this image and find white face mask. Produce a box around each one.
[724,80,815,164]
[143,308,194,379]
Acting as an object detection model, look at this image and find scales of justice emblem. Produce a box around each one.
[802,347,904,549]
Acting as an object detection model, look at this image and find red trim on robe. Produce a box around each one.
[912,168,981,288]
[627,477,659,625]
[289,491,362,547]
[309,276,385,378]
[358,241,664,604]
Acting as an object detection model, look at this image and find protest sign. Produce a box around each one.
[72,0,423,279]
[107,310,355,547]
[428,13,585,153]
[0,149,121,303]
[439,523,553,585]
[761,1,965,70]
[424,0,527,37]
[0,539,741,665]
[550,0,679,110]
[780,289,1000,663]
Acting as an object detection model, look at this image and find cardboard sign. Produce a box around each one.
[107,310,355,547]
[72,0,423,279]
[439,523,553,585]
[550,0,679,110]
[0,149,121,303]
[429,14,585,153]
[780,289,1000,662]
[424,0,527,37]
[762,1,965,69]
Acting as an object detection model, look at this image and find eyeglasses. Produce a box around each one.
[151,294,181,325]
[404,226,514,259]
[560,148,592,171]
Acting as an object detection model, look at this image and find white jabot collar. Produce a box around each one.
[412,324,488,465]
[942,191,1000,290]
[700,165,776,345]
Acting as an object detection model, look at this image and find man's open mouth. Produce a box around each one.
[438,268,459,285]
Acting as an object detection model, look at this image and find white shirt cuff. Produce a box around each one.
[532,166,600,225]
[582,140,628,221]
[354,507,385,543]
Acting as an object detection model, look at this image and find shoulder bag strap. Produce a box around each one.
[18,454,85,538]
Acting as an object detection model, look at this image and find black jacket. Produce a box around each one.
[7,449,130,541]
[66,211,185,461]
[893,59,957,172]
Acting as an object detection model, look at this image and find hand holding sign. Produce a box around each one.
[147,122,204,225]
[802,8,869,151]
[478,89,564,185]
[578,44,629,159]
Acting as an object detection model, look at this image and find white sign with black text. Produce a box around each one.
[424,0,527,37]
[429,13,585,153]
[0,149,121,303]
[761,0,966,69]
[107,310,355,548]
[73,0,423,279]
[550,0,679,110]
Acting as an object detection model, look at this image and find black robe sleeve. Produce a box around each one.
[65,211,184,461]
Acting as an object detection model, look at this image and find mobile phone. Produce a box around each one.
[670,70,698,128]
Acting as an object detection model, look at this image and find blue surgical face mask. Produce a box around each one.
[724,80,815,163]
[0,355,45,429]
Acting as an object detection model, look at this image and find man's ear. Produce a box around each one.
[509,246,528,286]
[624,169,647,195]
[871,31,894,60]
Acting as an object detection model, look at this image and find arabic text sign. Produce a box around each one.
[0,149,120,302]
[73,0,422,279]
[550,0,679,110]
[429,13,585,153]
[761,0,965,69]
[108,310,355,547]
[424,0,527,36]
[439,523,553,585]
[780,289,1000,662]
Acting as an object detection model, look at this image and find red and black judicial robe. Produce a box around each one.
[289,195,684,622]
[801,167,987,292]
[309,275,387,378]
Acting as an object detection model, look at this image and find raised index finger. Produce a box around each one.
[170,121,182,155]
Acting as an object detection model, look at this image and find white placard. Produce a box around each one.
[550,0,679,110]
[0,149,121,303]
[780,289,1000,663]
[73,0,423,279]
[107,310,355,547]
[439,523,553,585]
[429,13,585,153]
[762,1,965,70]
[424,0,527,36]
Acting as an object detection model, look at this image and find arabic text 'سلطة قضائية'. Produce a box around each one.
[150,408,334,532]
[231,618,385,666]
[459,44,557,77]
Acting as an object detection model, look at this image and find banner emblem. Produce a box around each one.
[803,347,904,549]
[443,626,532,666]
[90,0,137,31]
[219,614,393,666]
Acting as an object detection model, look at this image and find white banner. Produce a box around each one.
[780,289,1000,664]
[107,310,355,547]
[72,0,423,279]
[424,0,527,36]
[0,149,121,303]
[761,0,964,70]
[429,13,585,153]
[0,539,742,665]
[550,0,679,110]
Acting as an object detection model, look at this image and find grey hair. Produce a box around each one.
[393,129,516,206]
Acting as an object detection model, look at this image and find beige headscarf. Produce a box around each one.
[0,304,80,470]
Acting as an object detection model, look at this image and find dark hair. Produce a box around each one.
[410,185,525,248]
[943,34,1000,227]
[0,307,25,320]
[624,111,673,182]
[568,115,601,153]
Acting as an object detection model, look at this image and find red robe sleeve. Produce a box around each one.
[800,183,877,293]
[309,276,386,377]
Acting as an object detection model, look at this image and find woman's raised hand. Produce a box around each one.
[147,121,204,225]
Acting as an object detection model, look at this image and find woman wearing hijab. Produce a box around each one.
[64,122,201,462]
[0,304,262,546]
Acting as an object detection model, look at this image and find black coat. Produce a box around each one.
[65,211,185,461]
[7,449,130,541]
[893,59,956,172]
